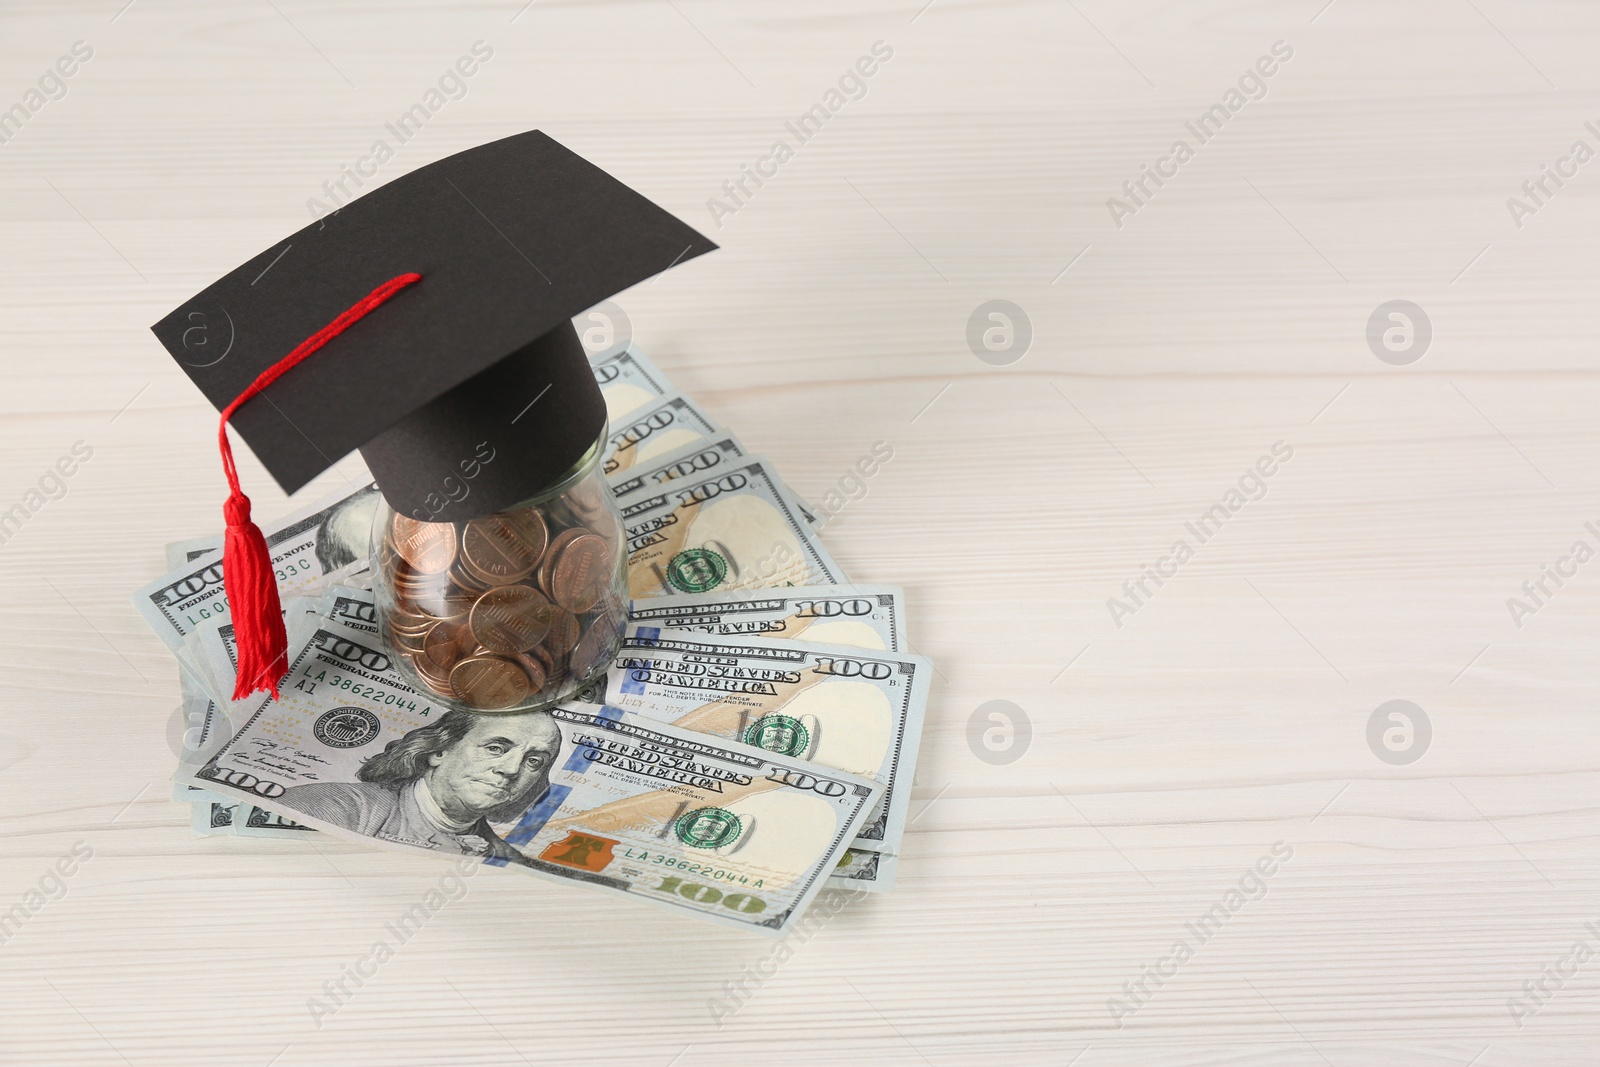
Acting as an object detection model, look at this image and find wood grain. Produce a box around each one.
[2,0,1599,1063]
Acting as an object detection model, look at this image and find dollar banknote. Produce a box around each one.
[603,393,722,477]
[132,482,383,653]
[231,803,320,838]
[194,589,386,838]
[597,628,929,855]
[162,537,241,731]
[162,534,239,824]
[826,847,898,893]
[628,585,904,652]
[610,436,823,530]
[176,580,378,834]
[607,436,751,502]
[201,588,379,680]
[165,537,213,570]
[181,585,378,715]
[191,798,238,835]
[590,344,676,422]
[171,688,238,827]
[622,458,846,599]
[181,621,884,934]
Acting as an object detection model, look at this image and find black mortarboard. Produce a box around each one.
[151,129,716,523]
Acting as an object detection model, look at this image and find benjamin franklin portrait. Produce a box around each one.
[278,709,560,863]
[312,484,382,573]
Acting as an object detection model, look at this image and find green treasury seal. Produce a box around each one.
[744,713,810,757]
[674,806,743,849]
[665,547,727,593]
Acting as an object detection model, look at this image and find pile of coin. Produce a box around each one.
[379,503,625,711]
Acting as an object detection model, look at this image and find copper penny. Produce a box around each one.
[450,654,531,710]
[469,585,556,654]
[388,603,432,630]
[566,481,608,522]
[511,651,548,693]
[461,514,544,584]
[412,585,474,622]
[405,651,454,696]
[390,514,457,575]
[550,532,613,613]
[461,554,524,588]
[537,528,584,595]
[450,559,493,594]
[505,507,552,559]
[423,620,475,671]
[396,565,448,589]
[392,622,430,649]
[541,607,580,657]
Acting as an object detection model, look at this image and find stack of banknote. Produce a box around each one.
[133,344,927,935]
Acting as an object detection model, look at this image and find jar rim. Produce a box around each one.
[501,419,610,510]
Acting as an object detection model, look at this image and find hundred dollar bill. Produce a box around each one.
[192,798,239,835]
[182,622,884,934]
[598,629,929,855]
[186,586,378,714]
[192,594,382,839]
[826,847,898,893]
[171,689,239,826]
[603,393,722,477]
[164,537,241,718]
[608,436,750,501]
[610,436,824,530]
[622,458,846,599]
[132,482,383,652]
[629,585,904,652]
[164,575,240,822]
[590,344,676,422]
[232,803,319,839]
[166,533,224,567]
[201,588,379,682]
[165,538,210,570]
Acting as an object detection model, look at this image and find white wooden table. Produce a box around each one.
[3,1,1597,1063]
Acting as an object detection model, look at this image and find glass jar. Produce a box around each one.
[368,427,627,713]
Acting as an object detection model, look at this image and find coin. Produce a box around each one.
[551,532,613,613]
[461,514,543,584]
[567,480,609,523]
[569,614,621,680]
[393,635,430,662]
[387,606,434,637]
[537,528,584,595]
[405,650,454,696]
[469,585,556,654]
[391,514,457,575]
[512,651,547,693]
[396,575,452,605]
[528,639,555,678]
[542,607,580,656]
[414,585,475,622]
[395,578,443,602]
[450,654,531,710]
[503,508,551,563]
[508,508,553,556]
[396,563,448,587]
[423,620,474,671]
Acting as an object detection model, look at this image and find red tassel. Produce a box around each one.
[216,272,422,700]
[224,491,289,700]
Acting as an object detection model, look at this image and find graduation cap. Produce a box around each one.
[150,129,716,699]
